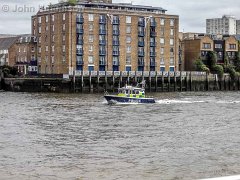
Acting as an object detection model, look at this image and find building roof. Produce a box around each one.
[0,37,19,50]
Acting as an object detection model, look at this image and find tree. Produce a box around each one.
[207,51,217,68]
[224,53,230,67]
[194,58,210,73]
[234,52,240,72]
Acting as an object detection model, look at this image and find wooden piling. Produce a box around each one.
[180,71,182,92]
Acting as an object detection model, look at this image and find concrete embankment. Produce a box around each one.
[2,71,240,93]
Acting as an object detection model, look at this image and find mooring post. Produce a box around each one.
[161,71,164,92]
[180,71,182,92]
[174,71,177,92]
[81,71,84,93]
[155,71,158,92]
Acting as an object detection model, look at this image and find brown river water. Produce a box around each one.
[0,91,240,180]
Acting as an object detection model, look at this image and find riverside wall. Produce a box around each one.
[2,71,240,93]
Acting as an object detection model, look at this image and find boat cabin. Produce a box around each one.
[117,86,145,98]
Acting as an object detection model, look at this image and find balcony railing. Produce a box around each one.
[99,40,106,45]
[113,30,120,35]
[138,31,145,37]
[138,60,144,66]
[113,61,120,66]
[150,42,156,47]
[150,52,156,57]
[138,51,145,56]
[76,28,84,34]
[76,60,84,65]
[150,21,156,27]
[150,31,157,37]
[99,60,106,65]
[138,41,145,47]
[77,39,83,45]
[99,29,106,35]
[138,21,145,27]
[99,50,106,56]
[76,17,84,24]
[113,51,119,56]
[150,61,156,66]
[99,18,106,24]
[113,40,119,46]
[112,19,120,25]
[76,49,83,55]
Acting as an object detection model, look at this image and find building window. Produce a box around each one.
[89,45,93,52]
[51,15,54,22]
[51,56,54,64]
[62,56,66,62]
[31,47,35,52]
[160,38,165,44]
[89,35,94,43]
[170,29,174,36]
[63,13,66,21]
[88,56,94,64]
[203,43,211,49]
[126,56,131,65]
[46,46,48,52]
[170,38,174,46]
[160,18,165,25]
[52,25,54,32]
[18,47,21,52]
[170,57,174,65]
[160,27,164,36]
[46,16,48,23]
[39,37,41,43]
[52,46,54,52]
[126,16,131,24]
[24,47,26,53]
[160,58,165,65]
[88,14,94,22]
[89,24,93,31]
[127,46,131,53]
[170,19,174,26]
[46,25,48,31]
[229,44,236,49]
[63,24,65,31]
[215,44,222,49]
[160,47,164,55]
[52,35,55,42]
[126,26,131,34]
[38,27,41,34]
[45,56,48,62]
[62,35,65,42]
[39,47,41,53]
[170,47,174,56]
[126,36,131,43]
[38,17,41,23]
[62,45,65,53]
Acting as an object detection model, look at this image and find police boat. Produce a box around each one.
[104,82,156,104]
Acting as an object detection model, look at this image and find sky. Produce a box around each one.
[0,0,240,34]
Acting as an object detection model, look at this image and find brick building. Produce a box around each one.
[183,34,239,71]
[32,0,179,74]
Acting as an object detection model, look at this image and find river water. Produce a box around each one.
[0,91,240,180]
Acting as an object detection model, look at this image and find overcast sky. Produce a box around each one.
[0,0,240,34]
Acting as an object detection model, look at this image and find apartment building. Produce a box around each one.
[183,34,238,71]
[32,0,179,74]
[206,15,236,35]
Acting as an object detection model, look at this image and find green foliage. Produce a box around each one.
[194,59,210,73]
[1,65,18,77]
[68,0,77,6]
[207,51,217,68]
[212,65,224,78]
[224,53,229,67]
[234,52,240,72]
[225,64,237,80]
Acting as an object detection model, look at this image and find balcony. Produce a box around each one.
[77,39,83,45]
[99,50,106,56]
[150,21,156,27]
[138,31,145,37]
[99,18,106,24]
[150,61,156,66]
[112,19,120,25]
[150,42,156,47]
[76,60,84,65]
[76,49,83,55]
[138,21,145,27]
[138,51,145,57]
[138,60,144,66]
[76,28,84,34]
[113,40,119,46]
[150,52,156,57]
[99,29,106,35]
[113,61,120,66]
[138,41,145,47]
[99,40,106,45]
[99,60,106,65]
[150,31,157,37]
[113,30,120,36]
[76,17,84,24]
[113,51,119,56]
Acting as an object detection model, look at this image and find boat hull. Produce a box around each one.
[104,95,155,104]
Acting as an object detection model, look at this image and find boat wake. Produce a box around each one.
[156,99,205,104]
